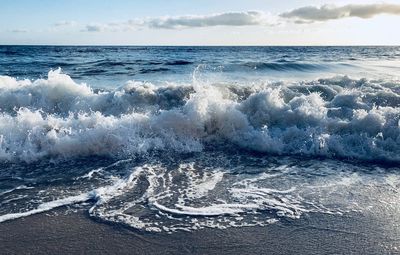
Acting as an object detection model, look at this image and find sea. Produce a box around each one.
[0,46,399,233]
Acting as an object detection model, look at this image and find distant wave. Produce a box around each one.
[71,59,193,68]
[0,68,398,163]
[165,60,193,65]
[238,61,327,72]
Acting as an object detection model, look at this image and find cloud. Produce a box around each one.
[83,22,134,32]
[79,4,400,33]
[280,3,400,22]
[54,21,77,27]
[10,29,28,33]
[81,11,277,32]
[84,24,105,32]
[146,11,274,29]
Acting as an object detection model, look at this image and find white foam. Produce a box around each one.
[0,192,94,223]
[2,158,398,232]
[85,162,307,232]
[0,70,398,163]
[0,185,33,196]
[153,201,258,216]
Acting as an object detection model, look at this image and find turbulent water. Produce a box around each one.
[0,46,399,232]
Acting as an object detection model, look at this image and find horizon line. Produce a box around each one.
[1,44,400,47]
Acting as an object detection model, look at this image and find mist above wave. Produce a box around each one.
[0,69,398,163]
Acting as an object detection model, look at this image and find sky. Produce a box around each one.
[1,0,400,45]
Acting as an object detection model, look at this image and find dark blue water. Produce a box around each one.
[0,46,399,233]
[1,46,400,87]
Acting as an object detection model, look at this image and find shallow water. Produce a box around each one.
[0,46,399,232]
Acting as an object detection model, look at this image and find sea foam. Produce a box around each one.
[0,69,398,163]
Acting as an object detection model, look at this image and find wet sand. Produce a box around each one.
[0,208,398,255]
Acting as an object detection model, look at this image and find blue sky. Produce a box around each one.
[1,0,400,45]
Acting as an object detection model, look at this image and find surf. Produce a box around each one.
[0,69,398,163]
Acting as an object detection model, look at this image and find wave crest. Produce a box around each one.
[0,69,399,163]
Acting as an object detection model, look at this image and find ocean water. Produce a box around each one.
[0,46,399,232]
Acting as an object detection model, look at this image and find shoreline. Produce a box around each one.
[0,207,397,254]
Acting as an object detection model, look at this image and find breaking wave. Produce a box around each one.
[0,68,399,163]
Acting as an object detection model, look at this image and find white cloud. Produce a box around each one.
[54,21,78,27]
[10,29,28,33]
[84,24,106,32]
[83,22,136,32]
[79,4,400,33]
[146,11,275,29]
[280,3,400,22]
[81,11,278,32]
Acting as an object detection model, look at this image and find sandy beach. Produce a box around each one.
[1,206,398,255]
